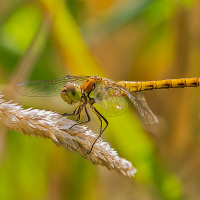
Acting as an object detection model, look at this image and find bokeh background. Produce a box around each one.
[0,0,200,199]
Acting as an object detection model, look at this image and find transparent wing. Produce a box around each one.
[126,91,158,124]
[90,82,128,117]
[15,75,90,97]
[97,78,158,124]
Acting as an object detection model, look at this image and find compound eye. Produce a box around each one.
[65,82,81,102]
[65,83,76,93]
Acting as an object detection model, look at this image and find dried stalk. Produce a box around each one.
[0,94,136,177]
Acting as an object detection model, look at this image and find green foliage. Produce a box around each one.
[0,0,200,199]
[0,4,42,55]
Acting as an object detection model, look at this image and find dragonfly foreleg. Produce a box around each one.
[61,104,81,116]
[87,106,108,154]
[75,107,91,124]
[69,106,91,129]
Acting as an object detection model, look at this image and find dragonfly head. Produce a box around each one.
[60,82,81,105]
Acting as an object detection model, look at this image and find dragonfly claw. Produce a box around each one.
[69,123,78,129]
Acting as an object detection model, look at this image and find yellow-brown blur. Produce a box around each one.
[0,0,200,199]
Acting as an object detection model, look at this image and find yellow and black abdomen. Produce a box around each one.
[117,78,200,92]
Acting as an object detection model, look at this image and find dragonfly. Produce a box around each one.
[16,76,200,153]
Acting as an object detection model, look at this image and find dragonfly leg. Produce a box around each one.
[61,104,84,129]
[62,112,78,116]
[74,105,83,121]
[61,104,81,116]
[69,106,91,129]
[87,106,108,154]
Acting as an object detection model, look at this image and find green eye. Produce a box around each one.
[61,82,81,104]
[67,86,81,102]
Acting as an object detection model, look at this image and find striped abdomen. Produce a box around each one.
[117,78,200,92]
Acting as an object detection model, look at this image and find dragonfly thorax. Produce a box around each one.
[60,82,81,105]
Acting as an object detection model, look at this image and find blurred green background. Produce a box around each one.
[0,0,200,199]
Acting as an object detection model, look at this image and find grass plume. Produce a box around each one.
[0,94,136,177]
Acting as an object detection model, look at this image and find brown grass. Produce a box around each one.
[0,94,136,177]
